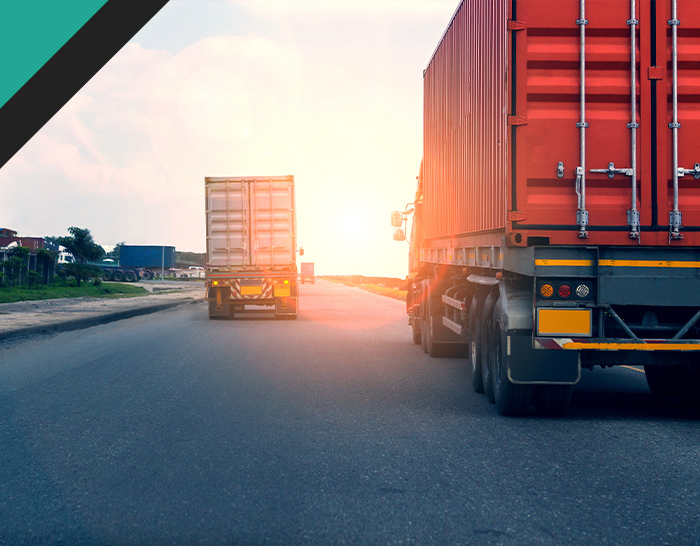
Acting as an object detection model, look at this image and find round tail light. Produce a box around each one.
[558,284,572,298]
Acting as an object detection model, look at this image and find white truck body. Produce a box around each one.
[204,176,299,319]
[205,176,296,270]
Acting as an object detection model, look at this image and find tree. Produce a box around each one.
[108,241,125,260]
[58,227,105,287]
[36,248,57,284]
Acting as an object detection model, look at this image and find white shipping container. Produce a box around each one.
[205,176,297,270]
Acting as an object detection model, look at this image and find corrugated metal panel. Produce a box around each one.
[205,176,296,270]
[423,0,700,247]
[423,0,509,240]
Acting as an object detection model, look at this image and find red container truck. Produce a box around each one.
[394,0,700,415]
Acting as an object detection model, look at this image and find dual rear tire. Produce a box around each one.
[472,289,572,417]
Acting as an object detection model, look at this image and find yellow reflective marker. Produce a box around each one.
[537,308,592,337]
[241,286,262,295]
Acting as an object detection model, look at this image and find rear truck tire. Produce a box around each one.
[421,281,429,354]
[678,368,700,408]
[490,314,533,416]
[102,270,112,281]
[142,270,153,280]
[124,271,137,282]
[412,317,422,345]
[425,280,453,358]
[532,385,572,417]
[469,293,485,394]
[644,365,681,397]
[481,292,496,402]
[112,270,124,282]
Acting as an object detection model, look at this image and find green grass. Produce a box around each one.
[0,282,148,304]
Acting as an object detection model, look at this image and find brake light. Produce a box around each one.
[558,284,572,298]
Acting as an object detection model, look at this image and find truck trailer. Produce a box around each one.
[99,245,175,282]
[394,0,700,416]
[300,262,315,284]
[205,176,300,319]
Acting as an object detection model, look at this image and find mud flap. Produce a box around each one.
[275,296,298,316]
[208,301,231,317]
[507,333,580,385]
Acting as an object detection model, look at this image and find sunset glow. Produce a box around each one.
[0,0,458,278]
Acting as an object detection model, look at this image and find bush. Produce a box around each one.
[27,270,42,288]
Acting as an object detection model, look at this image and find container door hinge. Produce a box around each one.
[508,210,526,222]
[508,20,526,31]
[507,115,528,126]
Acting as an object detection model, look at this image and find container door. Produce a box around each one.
[249,180,295,268]
[513,0,647,238]
[512,0,700,243]
[655,0,700,235]
[206,180,249,268]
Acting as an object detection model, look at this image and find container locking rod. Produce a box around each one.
[576,0,589,239]
[669,0,683,240]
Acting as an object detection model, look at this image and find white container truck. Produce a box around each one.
[205,176,300,319]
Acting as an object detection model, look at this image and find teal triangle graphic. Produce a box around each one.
[0,0,108,109]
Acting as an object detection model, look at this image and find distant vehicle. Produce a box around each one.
[188,266,204,270]
[57,246,75,264]
[98,245,175,282]
[204,176,300,319]
[300,262,315,284]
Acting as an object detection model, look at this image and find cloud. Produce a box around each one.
[147,35,304,185]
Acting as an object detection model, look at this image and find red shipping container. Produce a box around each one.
[422,0,700,249]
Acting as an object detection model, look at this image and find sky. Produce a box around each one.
[0,0,458,278]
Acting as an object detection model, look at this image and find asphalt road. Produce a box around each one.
[1,280,699,545]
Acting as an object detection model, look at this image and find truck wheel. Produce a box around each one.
[112,270,124,282]
[124,271,137,282]
[412,315,422,345]
[142,270,153,280]
[469,293,484,393]
[644,365,681,397]
[102,270,112,281]
[426,284,446,357]
[481,292,496,402]
[421,281,429,353]
[532,385,572,417]
[490,316,533,416]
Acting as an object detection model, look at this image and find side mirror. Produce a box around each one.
[299,247,305,256]
[393,228,406,241]
[391,211,403,228]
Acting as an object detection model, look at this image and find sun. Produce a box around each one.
[342,213,367,237]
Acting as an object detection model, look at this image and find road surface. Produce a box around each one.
[1,280,698,545]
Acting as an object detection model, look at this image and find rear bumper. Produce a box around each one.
[535,338,700,351]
